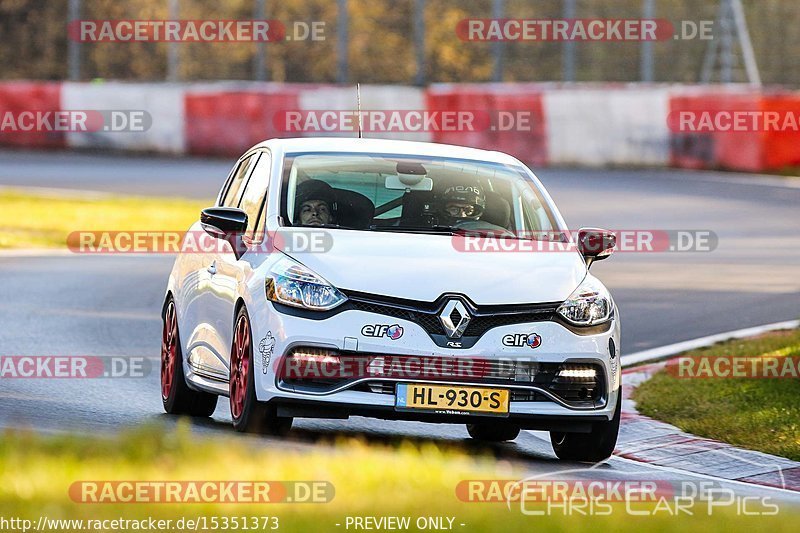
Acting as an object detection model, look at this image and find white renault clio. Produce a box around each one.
[161,137,621,461]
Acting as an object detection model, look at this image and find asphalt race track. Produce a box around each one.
[1,149,799,503]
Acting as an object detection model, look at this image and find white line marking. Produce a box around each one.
[610,454,800,498]
[666,171,800,190]
[523,431,800,498]
[0,249,175,258]
[0,249,75,258]
[0,185,115,199]
[621,320,800,367]
[526,319,800,493]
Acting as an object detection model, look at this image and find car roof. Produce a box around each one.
[251,137,523,166]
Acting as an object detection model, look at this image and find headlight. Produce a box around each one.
[556,277,613,326]
[265,256,347,311]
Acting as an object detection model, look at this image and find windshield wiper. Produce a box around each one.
[450,227,516,238]
[291,223,359,230]
[368,225,520,238]
[368,225,457,235]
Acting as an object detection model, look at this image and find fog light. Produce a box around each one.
[280,348,343,380]
[289,348,340,366]
[557,367,597,379]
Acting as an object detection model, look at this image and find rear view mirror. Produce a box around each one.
[201,207,248,259]
[577,227,616,268]
[385,174,433,191]
[386,161,433,191]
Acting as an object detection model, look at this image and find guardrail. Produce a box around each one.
[2,81,799,172]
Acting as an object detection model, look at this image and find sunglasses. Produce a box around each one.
[445,203,477,217]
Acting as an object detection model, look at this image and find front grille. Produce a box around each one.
[462,312,555,336]
[511,390,549,401]
[355,361,604,404]
[281,351,541,388]
[345,291,558,340]
[279,346,606,407]
[366,381,394,394]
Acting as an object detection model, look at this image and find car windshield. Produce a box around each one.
[280,151,565,238]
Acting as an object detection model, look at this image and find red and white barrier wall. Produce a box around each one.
[62,82,187,154]
[668,88,800,171]
[543,85,671,167]
[2,81,800,172]
[185,83,300,156]
[0,82,64,149]
[427,83,549,165]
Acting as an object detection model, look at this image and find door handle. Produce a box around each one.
[206,261,217,275]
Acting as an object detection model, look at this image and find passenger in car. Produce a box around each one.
[294,179,337,227]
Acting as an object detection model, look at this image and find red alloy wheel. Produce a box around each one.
[229,313,251,420]
[160,301,178,400]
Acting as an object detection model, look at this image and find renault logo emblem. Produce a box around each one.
[439,300,471,339]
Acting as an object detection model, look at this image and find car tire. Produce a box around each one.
[229,306,293,436]
[161,298,218,417]
[466,421,521,442]
[549,388,622,462]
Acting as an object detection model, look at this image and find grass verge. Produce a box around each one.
[0,189,205,249]
[1,423,798,531]
[633,328,800,461]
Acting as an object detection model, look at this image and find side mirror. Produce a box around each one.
[577,227,616,268]
[201,207,248,259]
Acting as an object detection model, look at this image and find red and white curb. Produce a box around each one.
[617,320,800,492]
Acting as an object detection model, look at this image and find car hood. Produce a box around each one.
[277,229,586,305]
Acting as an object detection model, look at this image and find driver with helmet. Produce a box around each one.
[439,183,486,225]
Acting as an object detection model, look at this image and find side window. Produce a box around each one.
[216,162,238,206]
[239,152,272,241]
[221,155,255,208]
[519,185,556,234]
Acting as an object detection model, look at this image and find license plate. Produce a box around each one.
[395,383,509,416]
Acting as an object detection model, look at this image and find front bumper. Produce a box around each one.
[248,297,621,427]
